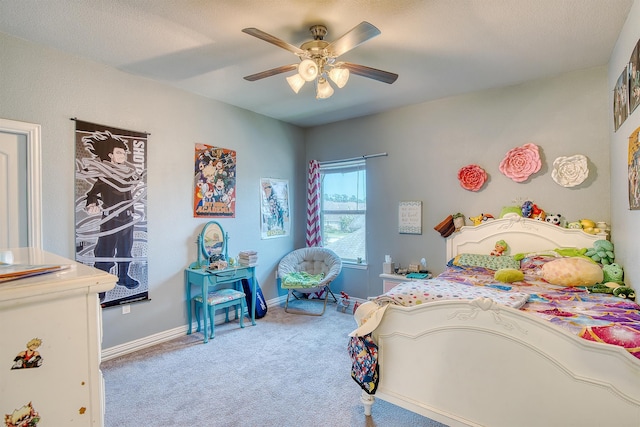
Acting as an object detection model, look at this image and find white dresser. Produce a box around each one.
[0,248,116,426]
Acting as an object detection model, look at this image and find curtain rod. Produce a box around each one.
[318,152,387,165]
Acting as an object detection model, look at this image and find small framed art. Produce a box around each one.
[399,201,422,234]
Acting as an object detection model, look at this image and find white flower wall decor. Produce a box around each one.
[551,154,589,187]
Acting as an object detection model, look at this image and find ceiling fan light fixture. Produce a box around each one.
[316,78,334,99]
[329,67,350,88]
[286,73,305,93]
[298,58,319,82]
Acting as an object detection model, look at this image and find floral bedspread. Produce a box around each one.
[438,261,640,359]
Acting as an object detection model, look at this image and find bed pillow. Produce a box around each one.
[451,253,520,271]
[541,257,603,286]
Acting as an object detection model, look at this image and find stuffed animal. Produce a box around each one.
[585,282,635,300]
[567,221,582,230]
[585,240,615,265]
[531,204,546,221]
[545,213,563,226]
[490,240,508,256]
[521,201,534,218]
[469,213,494,226]
[499,206,522,219]
[579,219,601,234]
[602,263,624,284]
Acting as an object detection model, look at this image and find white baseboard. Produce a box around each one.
[101,295,287,361]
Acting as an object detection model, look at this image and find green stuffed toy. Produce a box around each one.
[553,247,594,262]
[584,263,634,299]
[585,240,615,265]
[494,268,524,283]
[602,263,624,284]
[585,282,635,300]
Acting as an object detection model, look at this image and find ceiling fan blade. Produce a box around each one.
[243,64,298,81]
[242,28,305,56]
[341,62,398,84]
[326,22,381,57]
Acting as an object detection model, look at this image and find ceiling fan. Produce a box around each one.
[242,21,398,99]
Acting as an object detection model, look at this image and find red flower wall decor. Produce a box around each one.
[458,164,487,191]
[499,143,541,182]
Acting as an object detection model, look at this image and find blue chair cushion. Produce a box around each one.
[194,288,245,305]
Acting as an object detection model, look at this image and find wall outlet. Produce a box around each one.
[122,305,131,315]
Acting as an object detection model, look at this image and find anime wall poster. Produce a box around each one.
[260,178,290,239]
[194,144,236,217]
[74,120,148,308]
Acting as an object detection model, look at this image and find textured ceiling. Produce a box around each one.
[0,0,634,127]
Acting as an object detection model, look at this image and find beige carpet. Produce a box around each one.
[101,299,447,427]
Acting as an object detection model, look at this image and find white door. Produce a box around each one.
[0,119,42,249]
[0,131,27,248]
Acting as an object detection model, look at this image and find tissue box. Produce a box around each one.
[383,262,395,274]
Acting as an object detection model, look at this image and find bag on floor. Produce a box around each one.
[242,278,268,318]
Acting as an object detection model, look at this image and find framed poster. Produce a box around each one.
[194,144,236,217]
[614,65,629,132]
[399,201,422,234]
[628,125,640,210]
[260,178,290,239]
[629,39,640,116]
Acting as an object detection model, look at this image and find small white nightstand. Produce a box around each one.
[380,272,432,293]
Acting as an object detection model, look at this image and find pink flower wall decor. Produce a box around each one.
[499,143,542,182]
[458,164,487,191]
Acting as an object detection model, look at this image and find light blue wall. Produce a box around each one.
[306,67,611,299]
[609,0,640,291]
[0,33,305,348]
[1,4,632,347]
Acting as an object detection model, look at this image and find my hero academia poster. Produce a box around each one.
[74,120,148,308]
[194,144,236,217]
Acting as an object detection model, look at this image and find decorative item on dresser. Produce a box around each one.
[0,248,116,426]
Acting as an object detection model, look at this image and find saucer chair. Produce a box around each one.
[278,247,342,316]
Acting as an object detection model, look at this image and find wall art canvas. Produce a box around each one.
[614,65,629,131]
[194,144,236,217]
[74,120,148,307]
[629,125,640,210]
[629,39,640,115]
[260,178,290,239]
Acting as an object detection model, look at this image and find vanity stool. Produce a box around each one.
[193,288,246,339]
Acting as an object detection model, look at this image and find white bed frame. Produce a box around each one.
[362,217,640,426]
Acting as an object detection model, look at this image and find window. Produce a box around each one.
[319,160,366,264]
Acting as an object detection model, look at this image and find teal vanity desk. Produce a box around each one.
[185,264,256,343]
[185,221,257,343]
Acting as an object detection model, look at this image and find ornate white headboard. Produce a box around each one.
[446,218,604,260]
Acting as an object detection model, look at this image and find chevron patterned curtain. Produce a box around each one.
[306,160,322,247]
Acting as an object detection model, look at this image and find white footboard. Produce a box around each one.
[367,298,640,427]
